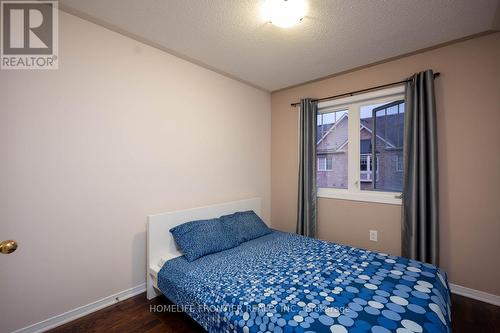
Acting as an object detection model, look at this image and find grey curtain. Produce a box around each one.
[402,70,439,265]
[296,98,318,238]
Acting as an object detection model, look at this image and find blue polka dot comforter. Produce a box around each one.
[158,231,451,333]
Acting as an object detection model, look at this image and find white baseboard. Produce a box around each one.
[450,283,500,306]
[13,283,146,333]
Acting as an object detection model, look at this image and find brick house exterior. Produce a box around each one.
[317,112,404,192]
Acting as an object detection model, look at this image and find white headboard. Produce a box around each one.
[146,197,262,299]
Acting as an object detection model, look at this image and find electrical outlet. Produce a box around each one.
[369,230,378,242]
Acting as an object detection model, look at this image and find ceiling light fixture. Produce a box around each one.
[262,0,308,28]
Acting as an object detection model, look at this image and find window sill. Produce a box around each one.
[317,188,402,205]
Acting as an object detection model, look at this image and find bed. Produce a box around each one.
[147,198,452,333]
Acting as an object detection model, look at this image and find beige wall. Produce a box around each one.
[0,12,270,332]
[271,33,500,295]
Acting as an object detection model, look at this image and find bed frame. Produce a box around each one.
[146,197,262,299]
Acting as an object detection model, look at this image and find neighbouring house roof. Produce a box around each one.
[317,112,348,145]
[317,112,404,152]
[360,113,404,148]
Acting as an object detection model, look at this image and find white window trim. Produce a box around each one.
[318,188,402,205]
[316,85,404,205]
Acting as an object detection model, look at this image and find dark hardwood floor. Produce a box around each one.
[48,293,499,333]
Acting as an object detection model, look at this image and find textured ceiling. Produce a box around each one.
[60,0,499,91]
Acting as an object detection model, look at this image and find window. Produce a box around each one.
[317,156,333,171]
[360,100,404,192]
[316,109,348,189]
[360,154,378,182]
[395,155,404,172]
[360,139,372,154]
[315,86,404,205]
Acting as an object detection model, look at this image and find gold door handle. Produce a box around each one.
[0,240,18,254]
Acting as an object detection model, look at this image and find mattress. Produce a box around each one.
[149,254,180,286]
[157,231,452,333]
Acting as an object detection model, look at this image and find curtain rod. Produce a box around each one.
[290,72,440,107]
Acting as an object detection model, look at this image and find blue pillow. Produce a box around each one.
[170,218,238,262]
[220,210,271,243]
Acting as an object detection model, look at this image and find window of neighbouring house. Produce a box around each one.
[316,109,348,189]
[315,85,404,205]
[395,155,404,172]
[360,139,372,154]
[317,156,333,171]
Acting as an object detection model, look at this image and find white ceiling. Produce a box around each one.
[60,0,499,91]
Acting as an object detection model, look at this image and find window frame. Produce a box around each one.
[315,85,404,205]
